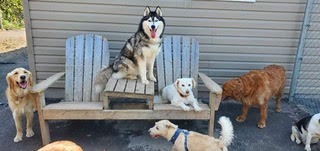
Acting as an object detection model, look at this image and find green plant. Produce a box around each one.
[0,0,24,29]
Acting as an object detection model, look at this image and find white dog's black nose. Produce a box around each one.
[151,25,155,29]
[186,90,190,94]
[20,75,26,80]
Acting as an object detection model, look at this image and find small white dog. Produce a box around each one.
[149,117,234,151]
[291,113,320,151]
[162,78,201,111]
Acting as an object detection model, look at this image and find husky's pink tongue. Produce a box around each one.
[150,30,156,38]
[19,81,28,89]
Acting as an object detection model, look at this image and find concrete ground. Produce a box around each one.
[1,48,320,151]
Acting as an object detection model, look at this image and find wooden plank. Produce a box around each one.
[156,44,165,92]
[135,81,146,94]
[163,36,173,86]
[145,81,154,95]
[44,102,103,110]
[154,104,209,111]
[105,78,118,92]
[74,35,85,102]
[182,37,191,77]
[91,34,103,101]
[32,72,65,93]
[114,79,127,92]
[43,109,210,120]
[172,36,182,80]
[191,38,199,96]
[101,36,109,66]
[65,36,75,101]
[104,92,153,99]
[83,34,94,102]
[125,79,137,93]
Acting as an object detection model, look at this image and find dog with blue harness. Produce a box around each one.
[149,117,234,151]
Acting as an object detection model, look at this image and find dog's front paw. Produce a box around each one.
[26,129,34,138]
[236,116,246,122]
[194,106,202,112]
[305,145,311,151]
[275,107,281,113]
[182,106,191,111]
[257,121,266,129]
[141,79,149,85]
[14,134,23,143]
[148,75,157,82]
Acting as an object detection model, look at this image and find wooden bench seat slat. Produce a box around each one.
[83,34,94,102]
[114,79,127,92]
[135,81,145,94]
[105,78,118,91]
[145,82,155,95]
[125,79,137,93]
[44,102,103,110]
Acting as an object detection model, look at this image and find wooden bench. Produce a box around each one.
[33,34,222,145]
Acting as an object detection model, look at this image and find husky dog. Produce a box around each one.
[94,6,165,93]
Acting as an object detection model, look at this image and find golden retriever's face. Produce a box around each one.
[149,120,177,138]
[6,68,33,90]
[222,79,242,101]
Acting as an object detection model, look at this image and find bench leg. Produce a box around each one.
[208,116,214,136]
[103,93,110,109]
[39,117,50,145]
[148,97,154,110]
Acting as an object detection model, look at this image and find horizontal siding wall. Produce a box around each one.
[25,0,306,98]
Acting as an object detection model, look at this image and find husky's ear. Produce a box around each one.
[155,6,162,17]
[191,78,196,88]
[144,6,151,16]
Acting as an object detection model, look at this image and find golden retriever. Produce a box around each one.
[222,65,286,128]
[37,140,83,151]
[5,67,38,142]
[149,117,234,151]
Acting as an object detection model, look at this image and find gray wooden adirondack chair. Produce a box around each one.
[33,34,222,145]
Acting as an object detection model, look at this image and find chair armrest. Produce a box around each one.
[31,72,65,93]
[198,72,222,94]
[198,72,222,111]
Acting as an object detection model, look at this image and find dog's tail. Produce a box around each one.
[218,116,234,147]
[94,66,113,93]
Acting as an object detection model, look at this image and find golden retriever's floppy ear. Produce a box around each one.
[192,78,196,88]
[164,120,177,129]
[27,73,33,87]
[6,72,15,90]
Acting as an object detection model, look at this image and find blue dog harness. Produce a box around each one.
[169,128,190,151]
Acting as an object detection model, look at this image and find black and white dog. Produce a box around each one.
[95,6,165,93]
[291,113,320,151]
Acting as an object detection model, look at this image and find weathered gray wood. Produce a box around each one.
[31,72,65,93]
[74,35,85,102]
[105,78,118,91]
[156,46,165,92]
[199,72,223,95]
[135,81,145,94]
[163,36,173,86]
[191,38,199,96]
[172,36,182,81]
[125,79,136,93]
[145,82,154,95]
[83,34,94,102]
[91,35,103,101]
[44,102,103,110]
[65,36,75,101]
[114,79,127,92]
[182,37,191,77]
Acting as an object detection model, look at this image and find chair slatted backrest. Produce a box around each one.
[65,34,109,102]
[156,36,199,95]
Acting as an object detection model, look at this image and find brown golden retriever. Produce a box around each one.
[222,65,286,128]
[38,140,83,151]
[5,67,38,142]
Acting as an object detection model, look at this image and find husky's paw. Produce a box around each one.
[194,106,202,112]
[14,134,23,142]
[26,129,34,138]
[148,75,157,82]
[141,79,149,85]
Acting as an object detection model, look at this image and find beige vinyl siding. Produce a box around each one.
[24,0,306,98]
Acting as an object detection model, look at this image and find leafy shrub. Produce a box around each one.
[0,0,24,29]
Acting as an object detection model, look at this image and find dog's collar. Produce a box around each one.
[177,89,189,98]
[169,128,189,151]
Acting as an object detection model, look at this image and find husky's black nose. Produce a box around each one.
[20,75,26,80]
[151,25,155,30]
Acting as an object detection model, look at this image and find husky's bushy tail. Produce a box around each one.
[94,66,113,93]
[218,116,234,148]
